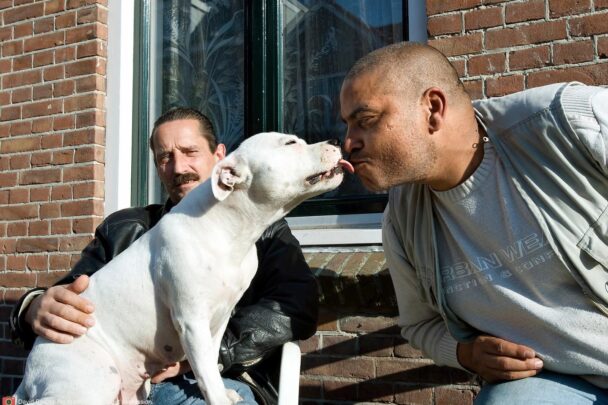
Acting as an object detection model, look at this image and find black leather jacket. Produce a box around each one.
[10,200,319,404]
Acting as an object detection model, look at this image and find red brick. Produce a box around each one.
[27,254,49,271]
[59,235,95,252]
[49,254,72,270]
[428,13,462,37]
[16,237,60,253]
[464,7,502,30]
[0,105,21,121]
[20,168,61,185]
[323,380,358,400]
[75,74,105,92]
[1,238,18,255]
[528,63,608,87]
[1,39,24,57]
[486,20,567,49]
[64,93,104,112]
[23,31,64,52]
[77,6,107,24]
[509,45,550,70]
[65,22,106,44]
[570,12,608,36]
[9,155,30,170]
[0,136,39,153]
[43,65,64,81]
[52,150,74,165]
[450,58,466,77]
[55,11,76,29]
[45,0,65,15]
[598,0,608,9]
[0,59,10,74]
[429,32,483,56]
[75,146,104,163]
[73,181,104,198]
[75,110,104,128]
[599,37,608,59]
[22,99,63,119]
[66,58,104,77]
[29,220,50,236]
[2,69,42,89]
[63,128,105,146]
[53,114,75,130]
[14,21,33,38]
[3,2,44,24]
[0,26,12,42]
[506,0,545,23]
[51,184,72,200]
[394,386,434,404]
[9,188,30,203]
[426,0,481,15]
[486,74,525,97]
[33,50,54,67]
[54,80,76,96]
[34,17,54,34]
[468,52,505,75]
[51,218,71,234]
[32,117,53,133]
[63,164,103,182]
[40,202,61,219]
[33,84,53,100]
[549,0,591,17]
[41,133,63,149]
[435,387,477,405]
[463,79,483,100]
[30,187,51,202]
[11,87,32,103]
[60,199,103,217]
[554,40,594,64]
[72,217,98,234]
[7,222,27,237]
[55,46,76,63]
[0,272,38,288]
[13,54,32,71]
[77,39,106,58]
[31,151,52,166]
[9,120,32,136]
[302,356,374,379]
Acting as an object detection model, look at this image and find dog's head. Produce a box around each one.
[211,132,353,214]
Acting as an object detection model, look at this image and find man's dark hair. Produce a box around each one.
[149,107,218,159]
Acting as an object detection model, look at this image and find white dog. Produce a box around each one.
[15,132,354,405]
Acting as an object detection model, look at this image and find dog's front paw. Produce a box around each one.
[226,388,243,404]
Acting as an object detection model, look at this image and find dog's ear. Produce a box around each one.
[211,155,249,201]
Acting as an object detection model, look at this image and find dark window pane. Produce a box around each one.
[282,0,404,201]
[160,0,245,152]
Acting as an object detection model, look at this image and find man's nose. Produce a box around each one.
[173,153,189,173]
[343,130,359,154]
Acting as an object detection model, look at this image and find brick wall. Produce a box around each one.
[427,0,608,100]
[1,0,607,403]
[0,0,107,394]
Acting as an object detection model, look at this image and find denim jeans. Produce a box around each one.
[475,371,608,405]
[148,375,258,405]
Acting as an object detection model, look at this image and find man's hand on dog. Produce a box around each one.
[25,275,95,344]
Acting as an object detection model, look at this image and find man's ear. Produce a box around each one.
[211,154,250,201]
[423,87,447,133]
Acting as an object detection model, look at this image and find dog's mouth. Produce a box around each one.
[306,159,355,185]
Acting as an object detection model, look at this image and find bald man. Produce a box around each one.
[340,42,608,404]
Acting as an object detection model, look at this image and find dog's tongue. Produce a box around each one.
[339,159,355,174]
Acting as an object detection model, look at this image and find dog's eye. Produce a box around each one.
[285,140,297,145]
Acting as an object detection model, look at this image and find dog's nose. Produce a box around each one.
[327,138,341,147]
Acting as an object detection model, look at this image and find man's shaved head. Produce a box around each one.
[344,42,468,103]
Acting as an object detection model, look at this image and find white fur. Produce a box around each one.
[15,132,347,405]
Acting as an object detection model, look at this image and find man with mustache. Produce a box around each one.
[340,42,608,404]
[10,107,319,404]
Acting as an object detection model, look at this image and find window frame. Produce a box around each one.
[127,0,427,245]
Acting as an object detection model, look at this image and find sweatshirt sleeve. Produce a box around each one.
[382,207,464,370]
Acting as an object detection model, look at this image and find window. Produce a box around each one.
[133,0,416,244]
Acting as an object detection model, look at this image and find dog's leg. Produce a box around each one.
[178,319,234,405]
